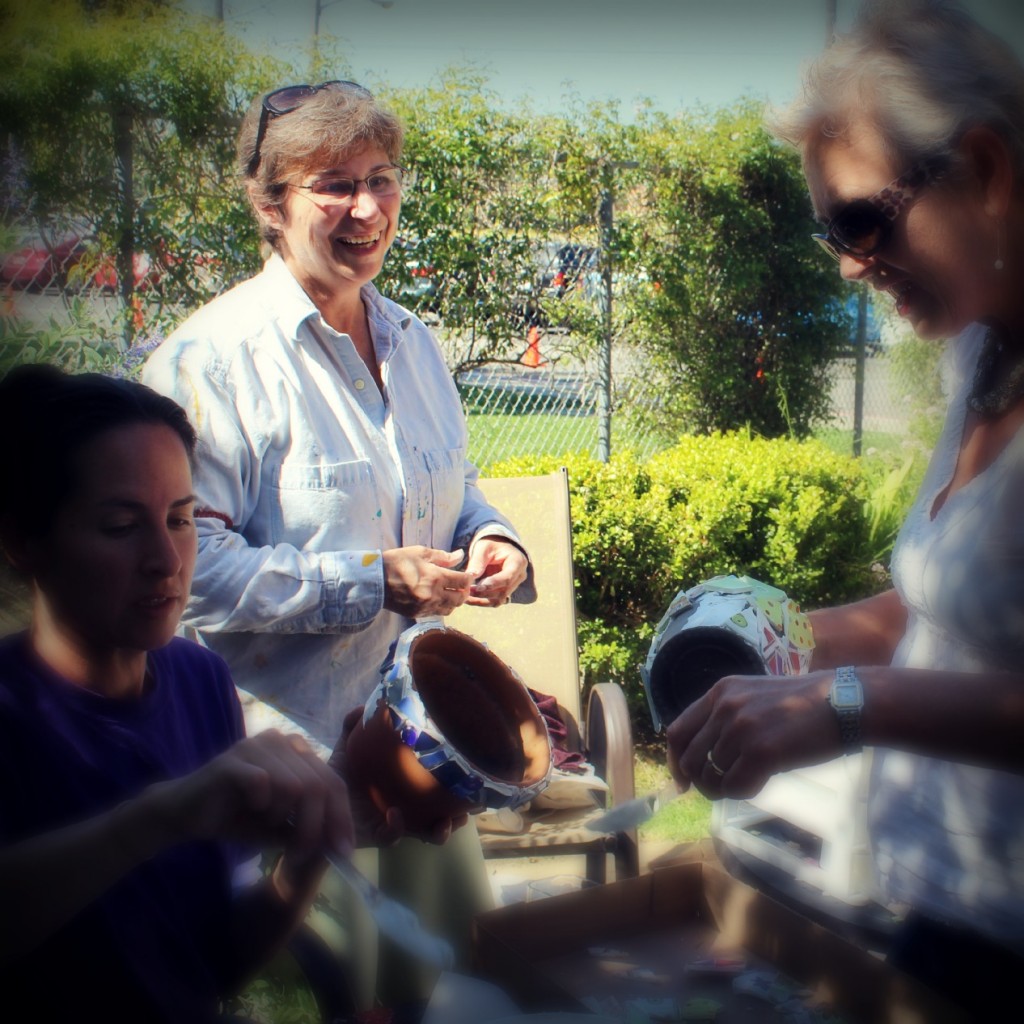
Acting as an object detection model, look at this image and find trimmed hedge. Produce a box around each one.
[490,432,884,718]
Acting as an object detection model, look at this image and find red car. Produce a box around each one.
[0,232,88,292]
[1,232,161,293]
[91,251,160,293]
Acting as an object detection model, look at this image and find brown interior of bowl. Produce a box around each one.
[410,630,551,786]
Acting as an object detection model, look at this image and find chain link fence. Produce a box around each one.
[1,221,912,468]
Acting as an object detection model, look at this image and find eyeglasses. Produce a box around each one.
[290,166,415,203]
[247,80,373,177]
[812,158,945,262]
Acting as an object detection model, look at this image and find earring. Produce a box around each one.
[995,221,1005,271]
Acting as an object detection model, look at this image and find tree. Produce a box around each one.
[376,70,552,372]
[0,0,286,346]
[625,102,853,440]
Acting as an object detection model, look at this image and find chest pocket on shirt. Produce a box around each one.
[421,447,464,550]
[267,459,380,551]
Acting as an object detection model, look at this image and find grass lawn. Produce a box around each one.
[633,740,713,844]
[469,411,594,467]
[813,425,907,460]
[468,410,670,469]
[468,409,906,475]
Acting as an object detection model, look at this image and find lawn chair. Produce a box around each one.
[448,468,638,884]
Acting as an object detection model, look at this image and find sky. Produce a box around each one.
[195,0,1024,118]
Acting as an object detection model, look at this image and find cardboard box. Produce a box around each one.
[473,858,968,1023]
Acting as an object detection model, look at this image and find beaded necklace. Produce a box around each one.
[967,329,1024,417]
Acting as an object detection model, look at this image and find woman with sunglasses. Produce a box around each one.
[667,0,1024,1015]
[143,81,532,1008]
[0,365,359,1022]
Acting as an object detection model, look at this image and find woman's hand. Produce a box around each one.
[328,708,468,847]
[464,536,529,607]
[381,545,474,617]
[153,729,355,861]
[666,671,841,800]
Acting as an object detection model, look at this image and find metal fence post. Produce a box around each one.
[853,286,867,456]
[598,177,613,463]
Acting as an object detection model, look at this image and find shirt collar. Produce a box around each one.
[261,252,414,342]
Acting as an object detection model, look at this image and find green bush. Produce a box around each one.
[491,432,883,719]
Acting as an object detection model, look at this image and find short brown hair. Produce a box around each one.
[237,83,405,250]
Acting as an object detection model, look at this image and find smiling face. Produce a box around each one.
[261,146,401,304]
[804,121,997,341]
[28,423,197,676]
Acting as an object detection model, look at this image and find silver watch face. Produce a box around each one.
[832,681,862,708]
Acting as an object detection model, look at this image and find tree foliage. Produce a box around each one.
[376,70,552,370]
[2,4,852,440]
[0,0,284,339]
[622,102,853,439]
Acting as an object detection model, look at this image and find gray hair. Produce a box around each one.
[236,83,405,250]
[767,0,1024,176]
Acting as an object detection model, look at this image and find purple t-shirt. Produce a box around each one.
[0,634,246,1023]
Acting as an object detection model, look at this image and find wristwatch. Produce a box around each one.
[828,666,864,752]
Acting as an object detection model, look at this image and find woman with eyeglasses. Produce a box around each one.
[0,365,359,1023]
[666,0,1024,1014]
[143,80,532,1008]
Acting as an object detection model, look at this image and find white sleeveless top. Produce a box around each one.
[871,323,1024,952]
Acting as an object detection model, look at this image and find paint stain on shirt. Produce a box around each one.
[362,553,380,567]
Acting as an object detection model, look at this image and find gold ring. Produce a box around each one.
[706,749,726,776]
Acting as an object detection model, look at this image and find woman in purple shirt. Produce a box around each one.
[0,365,358,1023]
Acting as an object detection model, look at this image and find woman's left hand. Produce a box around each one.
[666,670,841,800]
[464,537,529,607]
[328,708,468,846]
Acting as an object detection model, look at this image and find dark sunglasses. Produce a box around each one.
[812,158,946,261]
[247,80,373,177]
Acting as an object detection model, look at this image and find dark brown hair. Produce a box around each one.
[0,364,197,542]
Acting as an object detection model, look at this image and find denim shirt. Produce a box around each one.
[143,255,531,748]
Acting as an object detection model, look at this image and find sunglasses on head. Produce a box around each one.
[247,80,374,177]
[812,157,946,262]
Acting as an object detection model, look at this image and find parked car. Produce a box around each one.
[0,229,163,294]
[90,251,160,293]
[513,241,602,329]
[0,231,88,292]
[543,243,599,299]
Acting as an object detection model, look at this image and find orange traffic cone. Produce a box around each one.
[131,295,146,332]
[521,326,546,368]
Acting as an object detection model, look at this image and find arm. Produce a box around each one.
[142,348,379,635]
[144,347,476,633]
[667,664,1024,801]
[807,588,908,670]
[145,347,493,631]
[0,730,353,963]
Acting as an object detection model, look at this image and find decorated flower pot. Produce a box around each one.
[345,620,552,833]
[641,575,815,732]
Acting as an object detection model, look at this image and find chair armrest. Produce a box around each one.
[583,682,635,810]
